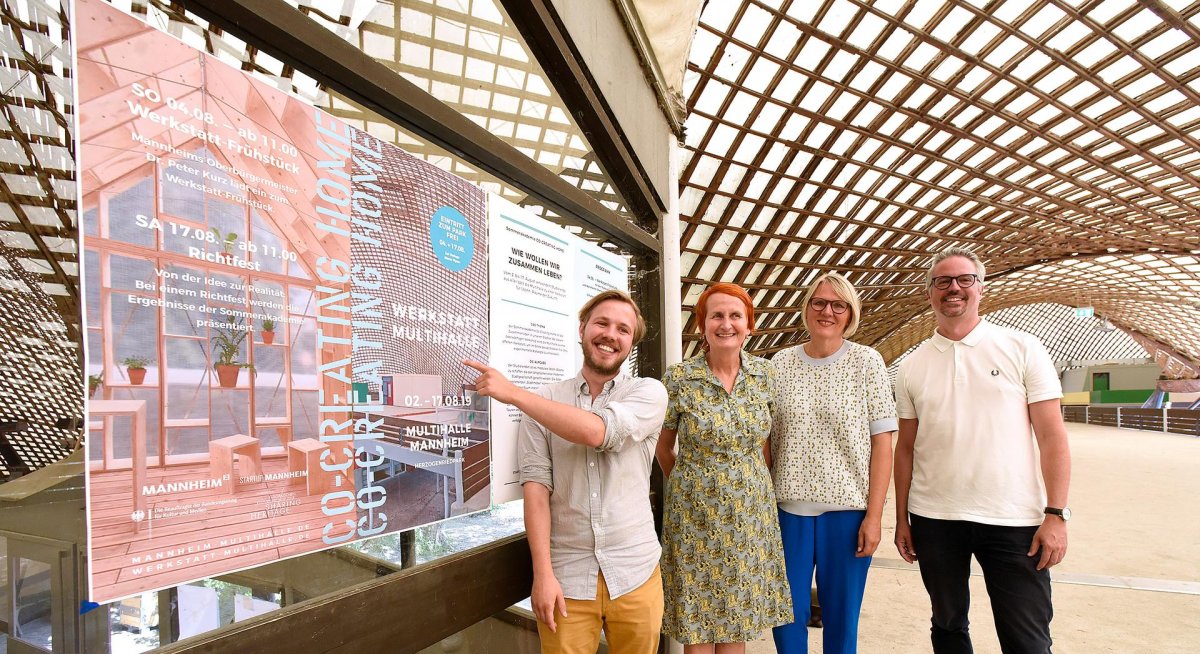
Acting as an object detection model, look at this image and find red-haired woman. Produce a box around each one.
[657,282,792,653]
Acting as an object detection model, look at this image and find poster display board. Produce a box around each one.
[78,0,489,603]
[487,197,629,504]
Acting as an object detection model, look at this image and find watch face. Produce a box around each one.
[1046,506,1071,521]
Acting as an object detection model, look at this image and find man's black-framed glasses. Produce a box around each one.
[930,274,980,290]
[809,298,850,314]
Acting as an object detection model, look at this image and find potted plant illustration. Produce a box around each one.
[88,372,103,398]
[261,318,277,345]
[210,228,238,263]
[122,356,149,386]
[211,319,254,388]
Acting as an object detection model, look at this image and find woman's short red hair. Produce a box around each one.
[695,282,756,333]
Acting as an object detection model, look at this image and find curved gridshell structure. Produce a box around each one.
[3,0,1200,484]
[678,1,1200,374]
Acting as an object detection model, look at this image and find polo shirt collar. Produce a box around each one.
[930,318,991,352]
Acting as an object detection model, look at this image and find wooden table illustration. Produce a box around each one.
[88,399,148,532]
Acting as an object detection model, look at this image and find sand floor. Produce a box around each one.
[735,421,1200,653]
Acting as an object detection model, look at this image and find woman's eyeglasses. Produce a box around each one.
[808,298,849,314]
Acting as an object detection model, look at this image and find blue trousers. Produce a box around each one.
[772,509,872,654]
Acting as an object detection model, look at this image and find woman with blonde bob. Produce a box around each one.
[769,273,897,654]
[658,282,792,653]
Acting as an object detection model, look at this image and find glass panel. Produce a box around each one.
[109,291,159,386]
[287,256,310,279]
[206,272,250,389]
[85,248,101,321]
[165,337,210,421]
[207,197,247,263]
[288,284,314,316]
[108,387,162,459]
[251,280,286,343]
[110,253,157,292]
[291,390,318,439]
[162,216,209,255]
[87,330,103,389]
[290,317,317,388]
[161,262,210,337]
[84,206,98,237]
[202,163,242,205]
[250,210,285,275]
[14,557,53,651]
[417,503,525,563]
[233,591,280,623]
[161,150,207,223]
[106,176,156,248]
[176,580,277,635]
[98,414,135,460]
[206,270,248,304]
[211,389,250,438]
[166,426,211,458]
[14,1,599,650]
[397,603,538,653]
[88,418,104,463]
[256,426,285,449]
[254,345,287,418]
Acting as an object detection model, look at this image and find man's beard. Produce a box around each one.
[938,293,968,316]
[582,340,626,376]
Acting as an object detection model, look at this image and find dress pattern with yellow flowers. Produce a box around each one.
[660,352,793,644]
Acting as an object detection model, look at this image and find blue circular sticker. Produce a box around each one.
[429,205,474,272]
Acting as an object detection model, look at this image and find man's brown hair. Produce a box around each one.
[578,289,647,344]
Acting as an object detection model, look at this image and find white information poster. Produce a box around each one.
[234,594,282,621]
[488,197,629,504]
[572,239,633,373]
[176,585,220,640]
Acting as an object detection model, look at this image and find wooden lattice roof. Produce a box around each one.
[0,0,78,479]
[678,0,1200,375]
[0,0,76,335]
[121,0,635,239]
[982,302,1149,366]
[6,0,1200,430]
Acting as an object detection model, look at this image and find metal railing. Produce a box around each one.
[1062,406,1200,436]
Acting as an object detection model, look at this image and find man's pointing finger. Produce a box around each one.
[462,359,489,374]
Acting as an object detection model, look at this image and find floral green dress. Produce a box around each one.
[660,352,792,644]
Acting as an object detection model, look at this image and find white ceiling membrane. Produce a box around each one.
[678,0,1200,373]
[628,0,705,115]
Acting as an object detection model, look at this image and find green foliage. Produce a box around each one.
[122,356,150,370]
[416,524,457,562]
[350,535,402,562]
[210,316,253,369]
[209,228,238,253]
[261,318,276,332]
[88,373,103,388]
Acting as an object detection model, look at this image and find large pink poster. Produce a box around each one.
[78,0,490,603]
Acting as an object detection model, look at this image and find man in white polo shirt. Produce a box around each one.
[893,247,1071,654]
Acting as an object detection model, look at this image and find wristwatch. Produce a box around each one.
[1044,506,1072,521]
